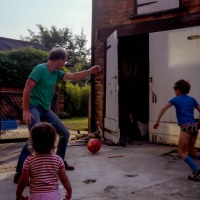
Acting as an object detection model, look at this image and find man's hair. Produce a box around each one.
[48,47,68,61]
[30,122,57,154]
[173,79,190,94]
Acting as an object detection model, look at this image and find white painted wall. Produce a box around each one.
[149,26,200,146]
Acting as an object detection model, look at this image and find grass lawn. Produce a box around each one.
[61,117,88,131]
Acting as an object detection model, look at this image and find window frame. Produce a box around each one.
[131,0,183,18]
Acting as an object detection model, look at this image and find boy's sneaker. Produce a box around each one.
[188,169,200,181]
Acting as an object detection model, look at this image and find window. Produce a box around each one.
[135,0,180,15]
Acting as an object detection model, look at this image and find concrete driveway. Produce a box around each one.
[0,138,200,200]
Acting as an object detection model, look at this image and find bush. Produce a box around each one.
[80,85,91,116]
[63,82,91,116]
[0,47,48,88]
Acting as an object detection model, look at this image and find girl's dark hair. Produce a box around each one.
[173,79,190,94]
[48,47,68,61]
[30,122,57,154]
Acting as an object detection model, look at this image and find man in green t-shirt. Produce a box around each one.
[14,47,101,183]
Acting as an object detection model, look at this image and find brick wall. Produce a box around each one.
[92,0,200,130]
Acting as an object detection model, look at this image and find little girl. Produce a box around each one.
[16,122,72,200]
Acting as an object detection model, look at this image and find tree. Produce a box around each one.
[21,25,90,64]
[72,29,90,64]
[21,24,74,50]
[21,24,91,86]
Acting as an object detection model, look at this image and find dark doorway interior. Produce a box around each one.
[118,34,149,144]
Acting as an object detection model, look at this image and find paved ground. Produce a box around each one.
[1,135,200,200]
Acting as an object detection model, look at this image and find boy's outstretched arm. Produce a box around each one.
[153,103,172,129]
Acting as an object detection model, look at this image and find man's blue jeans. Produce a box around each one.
[16,105,70,174]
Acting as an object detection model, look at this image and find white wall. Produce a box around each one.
[150,26,200,122]
[149,26,200,146]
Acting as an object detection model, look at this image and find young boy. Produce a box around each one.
[153,79,200,180]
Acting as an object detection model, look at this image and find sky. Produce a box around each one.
[0,0,92,47]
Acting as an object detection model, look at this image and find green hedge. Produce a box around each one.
[0,47,48,88]
[62,82,91,117]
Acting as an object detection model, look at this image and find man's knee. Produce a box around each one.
[58,131,70,141]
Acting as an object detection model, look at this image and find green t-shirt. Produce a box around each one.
[29,63,65,110]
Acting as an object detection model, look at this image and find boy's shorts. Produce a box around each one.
[180,123,198,136]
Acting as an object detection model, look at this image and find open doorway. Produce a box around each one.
[118,34,149,144]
